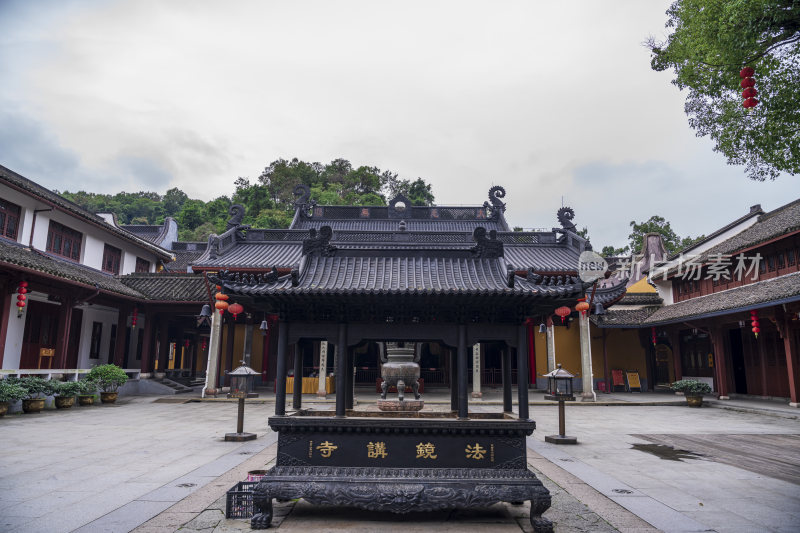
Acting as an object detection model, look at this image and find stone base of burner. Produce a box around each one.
[376,399,424,412]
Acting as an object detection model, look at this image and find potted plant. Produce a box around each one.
[77,379,97,406]
[670,379,713,407]
[18,376,58,413]
[54,380,82,409]
[87,364,128,404]
[0,379,27,417]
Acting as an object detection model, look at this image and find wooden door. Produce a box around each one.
[21,300,60,368]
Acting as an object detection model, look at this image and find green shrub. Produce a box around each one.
[54,381,83,397]
[86,364,128,393]
[0,379,27,403]
[670,379,712,395]
[77,379,97,396]
[18,377,58,399]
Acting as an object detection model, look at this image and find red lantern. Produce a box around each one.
[202,338,208,351]
[228,302,244,320]
[740,67,755,78]
[16,281,28,316]
[750,309,760,338]
[576,300,589,316]
[214,292,229,315]
[184,339,190,348]
[555,306,571,324]
[740,77,755,88]
[742,87,757,99]
[743,97,759,108]
[651,327,657,346]
[131,307,138,329]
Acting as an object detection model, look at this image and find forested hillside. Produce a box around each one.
[60,158,435,241]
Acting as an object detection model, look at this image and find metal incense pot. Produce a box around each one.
[377,341,424,411]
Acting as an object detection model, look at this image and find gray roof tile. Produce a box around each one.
[119,273,207,302]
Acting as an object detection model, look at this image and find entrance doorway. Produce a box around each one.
[729,328,748,394]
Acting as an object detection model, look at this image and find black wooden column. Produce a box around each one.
[275,320,288,416]
[336,323,347,417]
[449,347,458,411]
[345,348,354,410]
[457,324,468,419]
[517,324,530,420]
[293,342,303,409]
[502,346,513,413]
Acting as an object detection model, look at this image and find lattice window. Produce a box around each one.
[135,257,151,273]
[47,221,82,260]
[438,207,481,220]
[102,244,122,274]
[0,199,21,240]
[496,233,540,244]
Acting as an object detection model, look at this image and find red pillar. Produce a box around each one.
[55,298,74,369]
[780,314,800,405]
[113,306,129,367]
[140,314,154,374]
[710,326,730,398]
[0,286,12,368]
[157,315,170,371]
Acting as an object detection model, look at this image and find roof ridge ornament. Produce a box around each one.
[302,226,337,257]
[470,227,503,259]
[293,184,316,217]
[388,194,411,218]
[226,205,246,229]
[483,186,506,220]
[557,207,577,232]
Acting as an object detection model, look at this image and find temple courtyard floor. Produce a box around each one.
[1,389,798,533]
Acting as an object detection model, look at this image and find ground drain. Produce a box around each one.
[177,483,196,488]
[612,489,633,494]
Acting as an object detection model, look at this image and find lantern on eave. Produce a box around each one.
[651,326,657,346]
[555,306,571,324]
[201,338,208,351]
[228,302,244,321]
[131,307,138,329]
[215,291,229,315]
[16,280,28,317]
[575,298,590,317]
[750,309,760,338]
[740,67,759,109]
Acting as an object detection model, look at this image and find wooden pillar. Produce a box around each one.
[668,329,683,382]
[345,347,354,410]
[710,325,730,399]
[602,329,610,394]
[502,346,512,412]
[778,311,800,406]
[457,325,468,419]
[0,287,14,368]
[224,319,236,385]
[275,320,289,416]
[140,314,155,375]
[203,309,223,396]
[113,306,129,367]
[157,315,170,372]
[293,342,303,409]
[335,323,347,417]
[55,298,75,369]
[517,324,530,420]
[450,347,458,412]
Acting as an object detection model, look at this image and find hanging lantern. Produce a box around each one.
[131,307,138,329]
[750,309,760,338]
[184,339,190,348]
[555,306,571,324]
[228,302,244,320]
[201,338,208,351]
[575,299,590,316]
[16,281,28,317]
[742,87,757,99]
[740,67,755,78]
[215,291,229,314]
[651,327,657,346]
[739,67,759,108]
[740,77,755,88]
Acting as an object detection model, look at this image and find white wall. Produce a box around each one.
[2,298,26,369]
[76,305,118,368]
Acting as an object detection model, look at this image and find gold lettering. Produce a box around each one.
[367,441,388,458]
[315,441,338,458]
[415,442,438,459]
[465,443,487,460]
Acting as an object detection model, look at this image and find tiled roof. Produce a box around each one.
[643,271,800,325]
[505,246,580,272]
[194,243,304,269]
[0,165,173,260]
[163,250,206,272]
[618,292,663,306]
[0,238,144,298]
[592,307,660,328]
[118,273,207,302]
[214,256,588,299]
[292,219,508,232]
[121,224,168,244]
[703,199,800,257]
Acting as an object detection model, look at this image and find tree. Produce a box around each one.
[648,0,800,180]
[163,188,188,217]
[627,215,705,255]
[601,245,628,257]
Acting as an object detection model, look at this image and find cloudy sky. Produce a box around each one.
[0,0,796,250]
